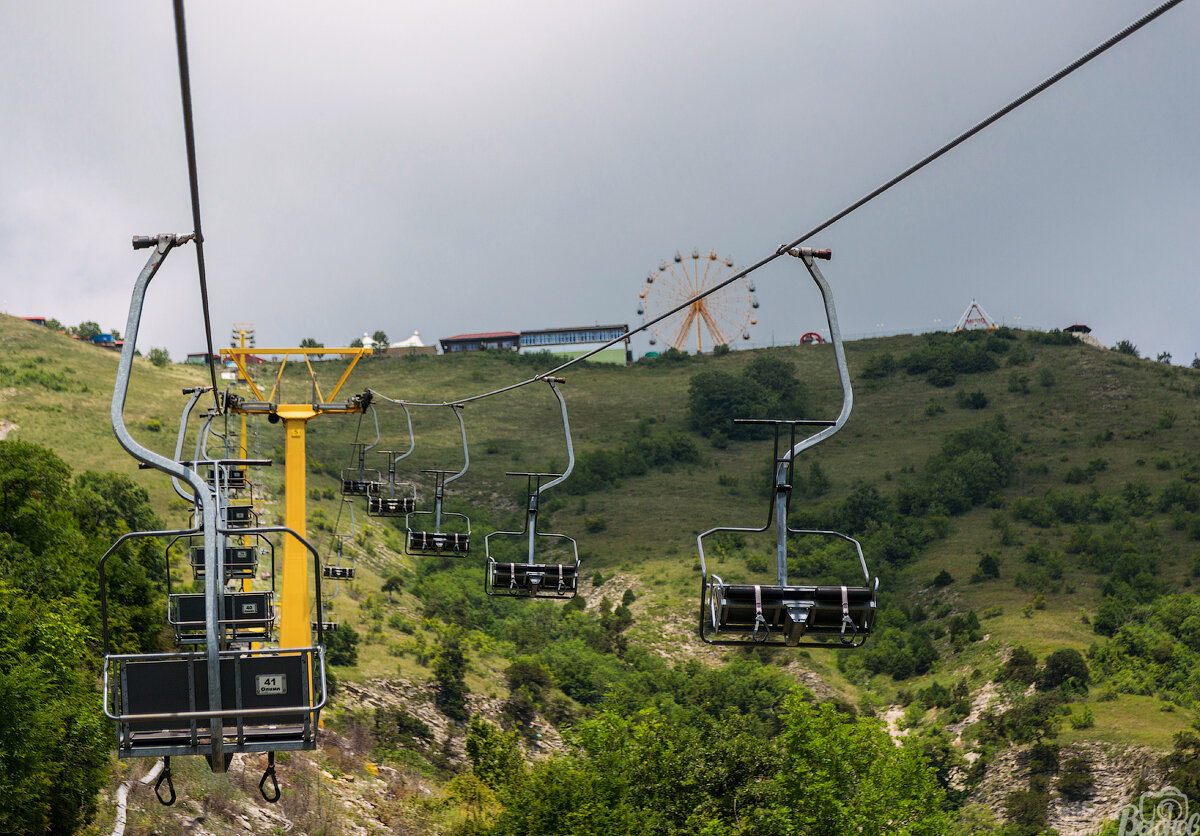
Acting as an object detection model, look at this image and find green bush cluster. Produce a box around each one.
[897,330,1014,387]
[0,362,80,392]
[687,355,808,439]
[563,420,699,495]
[473,696,949,836]
[0,441,166,834]
[1090,595,1200,707]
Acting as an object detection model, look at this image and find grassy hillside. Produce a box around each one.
[5,312,1200,831]
[0,313,210,514]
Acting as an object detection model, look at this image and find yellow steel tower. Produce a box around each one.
[223,346,372,649]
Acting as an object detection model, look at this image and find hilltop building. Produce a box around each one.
[385,331,436,357]
[1064,323,1104,349]
[519,324,630,365]
[440,331,520,353]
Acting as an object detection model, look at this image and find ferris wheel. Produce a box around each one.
[636,248,758,353]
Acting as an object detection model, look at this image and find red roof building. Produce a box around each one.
[439,331,520,353]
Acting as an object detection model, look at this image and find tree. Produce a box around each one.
[466,715,525,790]
[382,573,404,602]
[349,337,364,348]
[72,320,102,340]
[323,623,360,666]
[1157,351,1173,364]
[1036,648,1089,694]
[372,330,389,352]
[435,631,470,722]
[977,552,1000,579]
[764,696,950,835]
[1113,339,1139,357]
[148,347,171,367]
[299,337,324,359]
[0,585,109,835]
[687,370,768,439]
[997,645,1038,685]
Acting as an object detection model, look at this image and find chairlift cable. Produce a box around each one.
[369,0,1187,410]
[172,0,220,407]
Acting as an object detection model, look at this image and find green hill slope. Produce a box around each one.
[5,312,1200,831]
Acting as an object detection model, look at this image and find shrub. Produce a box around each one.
[1068,706,1094,730]
[323,623,360,666]
[956,390,989,409]
[687,356,808,438]
[1058,754,1094,800]
[1037,649,1090,694]
[997,646,1038,685]
[862,352,898,379]
[584,515,607,533]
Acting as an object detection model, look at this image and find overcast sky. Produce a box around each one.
[2,1,1197,371]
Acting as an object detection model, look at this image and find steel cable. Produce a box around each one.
[172,0,220,406]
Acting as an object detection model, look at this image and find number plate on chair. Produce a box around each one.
[255,674,287,695]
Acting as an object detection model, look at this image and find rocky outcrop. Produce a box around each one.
[967,742,1165,836]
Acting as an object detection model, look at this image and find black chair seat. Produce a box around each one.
[487,562,577,598]
[407,531,470,555]
[189,545,258,579]
[226,506,254,528]
[712,583,876,646]
[321,565,355,579]
[171,592,273,645]
[368,496,415,516]
[112,651,320,757]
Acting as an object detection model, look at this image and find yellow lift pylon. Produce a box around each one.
[223,346,372,649]
[230,325,256,597]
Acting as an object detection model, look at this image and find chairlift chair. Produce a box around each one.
[225,503,256,529]
[485,378,579,599]
[311,592,339,632]
[485,473,579,598]
[188,536,259,580]
[696,248,878,648]
[107,231,329,802]
[405,405,472,556]
[341,406,382,496]
[322,535,356,580]
[169,591,275,646]
[322,502,357,580]
[205,462,249,493]
[367,405,418,516]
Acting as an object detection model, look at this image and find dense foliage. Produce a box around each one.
[473,695,949,836]
[0,440,166,834]
[687,355,809,440]
[563,418,699,495]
